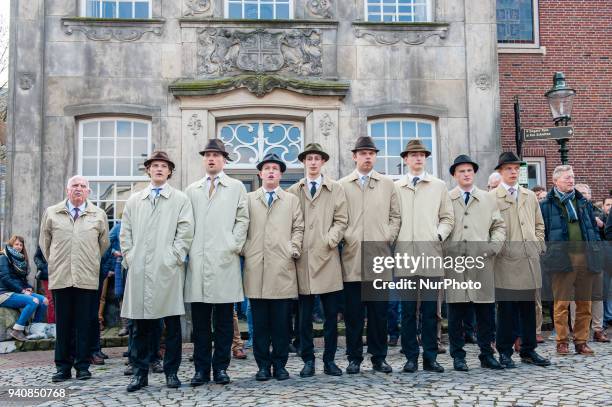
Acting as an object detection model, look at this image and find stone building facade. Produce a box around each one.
[5,0,500,250]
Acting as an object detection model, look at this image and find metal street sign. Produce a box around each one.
[521,126,574,141]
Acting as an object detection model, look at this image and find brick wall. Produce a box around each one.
[498,0,611,200]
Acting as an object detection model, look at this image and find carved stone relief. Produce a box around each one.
[197,28,322,77]
[18,73,35,90]
[319,113,334,137]
[63,23,163,42]
[354,27,448,46]
[187,113,203,137]
[475,74,491,91]
[184,0,213,17]
[306,0,333,19]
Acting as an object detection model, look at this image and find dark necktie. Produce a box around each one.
[412,176,420,187]
[464,191,470,205]
[310,181,317,198]
[267,191,274,207]
[72,207,80,221]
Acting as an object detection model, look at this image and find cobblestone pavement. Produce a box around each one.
[0,335,610,406]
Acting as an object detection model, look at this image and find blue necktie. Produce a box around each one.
[152,187,162,197]
[310,181,317,198]
[464,191,470,205]
[267,191,274,207]
[412,176,420,187]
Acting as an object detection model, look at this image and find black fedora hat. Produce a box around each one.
[256,153,287,173]
[144,150,175,170]
[495,151,524,170]
[400,139,431,158]
[298,143,330,162]
[351,136,379,153]
[449,154,479,175]
[199,139,232,161]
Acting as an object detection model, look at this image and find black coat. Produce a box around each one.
[0,254,31,295]
[34,246,48,281]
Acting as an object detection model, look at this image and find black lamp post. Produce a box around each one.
[545,72,576,165]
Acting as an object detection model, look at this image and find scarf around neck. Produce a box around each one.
[554,188,578,222]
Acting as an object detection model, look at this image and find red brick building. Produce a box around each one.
[497,0,611,200]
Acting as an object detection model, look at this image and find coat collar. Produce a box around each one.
[57,199,96,214]
[450,186,482,205]
[256,186,284,207]
[348,169,383,182]
[140,184,173,200]
[195,172,230,189]
[297,175,334,192]
[397,172,435,189]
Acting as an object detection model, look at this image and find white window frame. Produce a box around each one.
[217,120,304,170]
[364,0,433,23]
[78,117,152,182]
[524,156,546,188]
[81,0,153,19]
[367,117,437,180]
[224,0,294,19]
[497,0,540,49]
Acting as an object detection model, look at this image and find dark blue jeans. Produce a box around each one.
[1,293,47,327]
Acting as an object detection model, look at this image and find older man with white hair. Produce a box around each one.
[487,172,502,191]
[40,175,110,382]
[540,166,603,355]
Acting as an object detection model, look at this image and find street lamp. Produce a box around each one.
[545,72,576,164]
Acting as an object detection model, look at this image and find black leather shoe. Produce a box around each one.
[124,363,134,376]
[480,354,504,370]
[300,360,315,377]
[166,373,182,388]
[346,361,361,374]
[520,351,551,367]
[323,361,342,376]
[453,358,469,372]
[52,371,71,382]
[255,367,271,381]
[499,354,516,369]
[95,350,109,359]
[273,367,290,381]
[423,360,444,373]
[150,360,164,374]
[127,375,148,392]
[190,371,210,387]
[76,369,92,380]
[213,369,230,385]
[372,360,393,373]
[403,360,418,373]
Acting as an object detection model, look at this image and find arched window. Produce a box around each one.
[78,117,152,226]
[368,118,437,179]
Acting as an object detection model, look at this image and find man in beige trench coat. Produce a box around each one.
[339,136,401,375]
[185,139,249,386]
[394,139,454,374]
[242,153,304,382]
[287,143,348,378]
[491,152,550,369]
[120,151,195,392]
[445,155,505,372]
[40,175,110,382]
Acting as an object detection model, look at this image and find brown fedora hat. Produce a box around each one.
[199,139,232,161]
[495,151,524,170]
[298,143,330,162]
[351,136,379,153]
[400,139,431,158]
[144,150,175,170]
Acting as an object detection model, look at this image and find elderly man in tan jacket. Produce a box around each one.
[339,136,401,375]
[445,155,505,372]
[40,175,109,382]
[394,139,454,374]
[243,153,304,382]
[287,143,348,378]
[120,151,195,392]
[490,152,550,368]
[185,139,249,386]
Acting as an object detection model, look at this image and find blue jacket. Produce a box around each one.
[0,254,31,295]
[540,188,603,273]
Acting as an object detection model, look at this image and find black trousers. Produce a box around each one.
[401,299,438,362]
[496,289,537,357]
[191,302,234,374]
[299,291,340,363]
[131,315,182,376]
[250,298,291,370]
[448,302,496,359]
[344,282,388,364]
[126,319,162,364]
[53,287,97,373]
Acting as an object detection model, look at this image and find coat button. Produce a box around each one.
[464,225,468,229]
[465,212,468,215]
[309,225,314,230]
